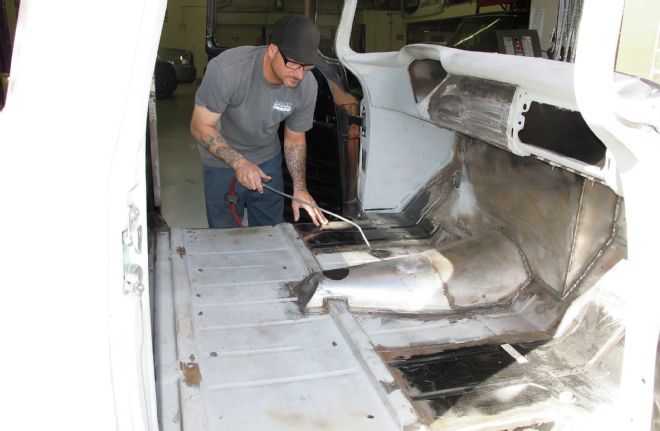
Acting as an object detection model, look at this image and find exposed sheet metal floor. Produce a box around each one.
[155,225,422,431]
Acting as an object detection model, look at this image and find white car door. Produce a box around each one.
[0,1,166,429]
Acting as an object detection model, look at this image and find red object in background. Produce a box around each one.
[513,37,524,55]
[226,177,243,228]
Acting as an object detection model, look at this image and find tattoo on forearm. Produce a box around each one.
[198,134,224,150]
[284,143,307,192]
[197,134,244,167]
[197,137,212,150]
[216,145,244,167]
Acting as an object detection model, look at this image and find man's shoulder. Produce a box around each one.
[209,46,265,70]
[303,72,318,88]
[298,72,318,98]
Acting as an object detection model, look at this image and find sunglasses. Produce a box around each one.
[279,50,315,72]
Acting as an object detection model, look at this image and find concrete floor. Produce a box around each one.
[155,82,208,228]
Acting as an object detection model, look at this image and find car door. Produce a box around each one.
[105,1,167,429]
[0,0,166,429]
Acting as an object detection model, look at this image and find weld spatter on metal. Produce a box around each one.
[289,272,323,311]
[370,249,391,259]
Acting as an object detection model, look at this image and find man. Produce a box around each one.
[190,15,328,228]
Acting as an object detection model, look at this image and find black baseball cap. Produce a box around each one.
[271,15,321,66]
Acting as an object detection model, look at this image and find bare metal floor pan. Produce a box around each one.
[153,225,622,430]
[154,225,423,431]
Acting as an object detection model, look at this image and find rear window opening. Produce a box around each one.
[409,59,448,103]
[518,102,607,167]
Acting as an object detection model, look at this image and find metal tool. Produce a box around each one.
[261,182,371,249]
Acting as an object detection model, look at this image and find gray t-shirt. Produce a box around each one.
[195,46,318,168]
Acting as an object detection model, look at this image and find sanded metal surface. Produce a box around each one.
[165,225,403,431]
[454,140,584,293]
[312,249,554,353]
[296,230,528,314]
[425,75,516,149]
[299,250,453,314]
[438,231,529,307]
[563,182,620,294]
[412,138,620,296]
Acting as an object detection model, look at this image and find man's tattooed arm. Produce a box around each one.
[284,139,307,192]
[283,129,327,225]
[197,134,245,168]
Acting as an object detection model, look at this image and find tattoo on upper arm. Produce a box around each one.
[284,143,307,191]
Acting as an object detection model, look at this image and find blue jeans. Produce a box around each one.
[203,153,284,228]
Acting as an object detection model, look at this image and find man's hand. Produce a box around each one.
[292,190,328,226]
[233,158,271,193]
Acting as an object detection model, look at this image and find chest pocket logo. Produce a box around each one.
[273,99,293,113]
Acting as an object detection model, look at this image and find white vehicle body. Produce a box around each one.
[0,0,658,430]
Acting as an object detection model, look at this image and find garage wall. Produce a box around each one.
[160,0,660,83]
[361,10,406,53]
[403,2,500,24]
[530,0,559,53]
[160,0,206,80]
[158,0,344,79]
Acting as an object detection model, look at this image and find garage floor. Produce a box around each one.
[155,82,208,228]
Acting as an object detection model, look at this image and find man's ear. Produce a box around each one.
[267,44,278,58]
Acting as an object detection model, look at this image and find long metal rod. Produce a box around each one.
[262,183,371,249]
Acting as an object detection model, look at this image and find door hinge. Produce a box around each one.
[122,205,144,296]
